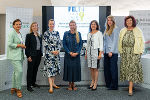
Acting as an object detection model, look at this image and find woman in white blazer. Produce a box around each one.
[85,20,103,90]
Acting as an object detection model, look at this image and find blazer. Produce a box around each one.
[103,27,119,54]
[7,29,24,60]
[118,27,145,54]
[63,31,83,54]
[25,32,43,58]
[87,31,103,51]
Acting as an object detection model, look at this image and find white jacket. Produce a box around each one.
[87,31,103,51]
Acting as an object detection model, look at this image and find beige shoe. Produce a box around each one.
[11,88,17,94]
[16,90,22,98]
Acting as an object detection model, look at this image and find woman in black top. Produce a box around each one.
[25,22,42,92]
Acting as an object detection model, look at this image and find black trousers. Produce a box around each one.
[104,53,118,89]
[27,51,41,87]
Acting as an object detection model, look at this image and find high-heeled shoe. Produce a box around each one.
[92,84,97,91]
[72,83,77,91]
[49,88,53,94]
[67,83,72,90]
[128,92,133,96]
[11,88,17,94]
[88,85,93,89]
[92,87,97,91]
[53,85,60,89]
[16,89,22,98]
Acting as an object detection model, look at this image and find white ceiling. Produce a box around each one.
[0,0,150,16]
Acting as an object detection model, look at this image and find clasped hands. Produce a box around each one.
[70,52,78,57]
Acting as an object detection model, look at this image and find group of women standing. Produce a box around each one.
[7,15,144,98]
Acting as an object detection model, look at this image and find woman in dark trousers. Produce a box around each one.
[103,15,119,90]
[25,22,42,92]
[63,20,82,90]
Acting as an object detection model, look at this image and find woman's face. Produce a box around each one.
[48,21,55,30]
[91,22,97,30]
[69,22,76,31]
[107,17,113,27]
[126,18,133,27]
[31,23,38,32]
[13,21,21,31]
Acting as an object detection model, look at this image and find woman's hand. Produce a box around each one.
[70,52,78,57]
[98,51,102,59]
[108,52,112,57]
[52,51,59,56]
[98,55,102,59]
[28,56,32,62]
[17,44,26,49]
[72,53,78,57]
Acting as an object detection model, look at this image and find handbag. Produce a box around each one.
[97,48,100,69]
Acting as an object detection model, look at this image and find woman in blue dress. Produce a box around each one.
[43,19,61,93]
[63,20,83,90]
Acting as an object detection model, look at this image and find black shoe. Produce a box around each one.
[128,92,133,96]
[32,84,40,88]
[27,87,34,92]
[92,87,97,91]
[88,86,93,89]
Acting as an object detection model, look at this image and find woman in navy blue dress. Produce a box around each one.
[63,20,82,90]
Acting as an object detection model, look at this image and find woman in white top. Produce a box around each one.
[85,20,103,90]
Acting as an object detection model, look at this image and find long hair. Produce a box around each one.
[89,20,99,32]
[69,20,80,43]
[30,22,39,36]
[105,15,115,36]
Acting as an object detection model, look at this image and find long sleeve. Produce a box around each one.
[110,28,119,53]
[99,31,103,51]
[63,32,70,54]
[141,32,145,53]
[43,32,50,52]
[76,32,83,53]
[25,34,31,58]
[56,31,62,52]
[8,31,17,49]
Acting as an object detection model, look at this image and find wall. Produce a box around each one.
[0,14,6,55]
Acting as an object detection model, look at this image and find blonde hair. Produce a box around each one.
[30,22,39,36]
[105,15,115,36]
[69,20,80,43]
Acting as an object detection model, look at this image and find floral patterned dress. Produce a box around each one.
[43,30,61,77]
[120,30,143,83]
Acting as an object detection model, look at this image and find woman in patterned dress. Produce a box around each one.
[43,19,61,93]
[118,16,144,96]
[85,20,103,90]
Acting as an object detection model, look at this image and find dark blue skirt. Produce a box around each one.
[63,53,81,82]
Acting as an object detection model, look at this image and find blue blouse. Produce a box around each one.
[103,27,119,54]
[63,31,83,54]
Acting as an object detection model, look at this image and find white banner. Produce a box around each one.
[5,7,33,54]
[130,10,150,54]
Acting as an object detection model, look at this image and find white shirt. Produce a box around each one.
[17,33,23,44]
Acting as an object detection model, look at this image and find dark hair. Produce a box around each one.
[89,20,99,32]
[124,16,136,28]
[13,19,22,25]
